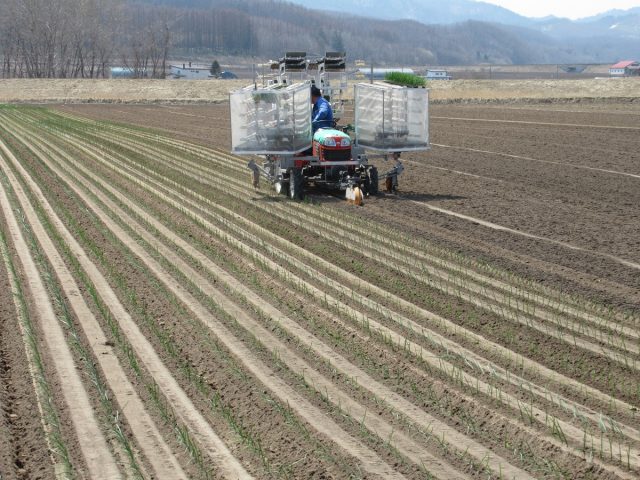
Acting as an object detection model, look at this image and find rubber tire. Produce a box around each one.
[289,168,305,200]
[275,179,288,196]
[368,166,379,195]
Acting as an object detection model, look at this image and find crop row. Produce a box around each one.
[1,106,638,479]
[61,110,637,407]
[5,108,478,478]
[22,109,640,472]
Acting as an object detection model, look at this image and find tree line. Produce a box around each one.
[1,0,594,78]
[1,0,166,78]
[0,0,257,78]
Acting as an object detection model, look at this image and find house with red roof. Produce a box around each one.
[609,60,640,77]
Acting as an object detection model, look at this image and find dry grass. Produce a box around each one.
[427,78,640,102]
[1,77,639,104]
[0,78,247,104]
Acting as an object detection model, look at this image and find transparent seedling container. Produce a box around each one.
[354,83,429,151]
[230,82,312,155]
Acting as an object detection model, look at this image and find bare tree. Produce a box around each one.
[1,0,123,78]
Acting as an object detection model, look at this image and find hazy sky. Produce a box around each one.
[480,0,640,19]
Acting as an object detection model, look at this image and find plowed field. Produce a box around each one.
[0,99,638,480]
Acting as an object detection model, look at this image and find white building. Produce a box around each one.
[170,63,212,79]
[425,69,451,80]
[609,60,640,77]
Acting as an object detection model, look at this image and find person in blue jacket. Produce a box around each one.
[311,85,333,133]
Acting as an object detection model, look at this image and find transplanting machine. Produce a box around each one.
[230,52,430,202]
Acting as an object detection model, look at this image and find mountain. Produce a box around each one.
[283,0,535,26]
[578,7,640,22]
[132,0,640,63]
[537,12,640,40]
[287,0,640,40]
[290,0,640,54]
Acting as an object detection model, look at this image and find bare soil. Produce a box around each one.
[1,83,638,479]
[2,122,363,479]
[57,101,640,313]
[0,219,54,480]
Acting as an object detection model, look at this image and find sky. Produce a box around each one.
[479,0,640,19]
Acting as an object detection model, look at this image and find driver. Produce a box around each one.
[311,85,333,133]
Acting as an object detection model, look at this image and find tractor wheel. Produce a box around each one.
[368,166,379,195]
[274,179,288,196]
[289,168,305,200]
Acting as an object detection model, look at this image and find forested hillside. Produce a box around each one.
[1,0,636,78]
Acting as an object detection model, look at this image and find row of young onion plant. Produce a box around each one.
[76,114,639,370]
[63,113,640,420]
[3,109,404,480]
[26,109,640,476]
[0,184,75,480]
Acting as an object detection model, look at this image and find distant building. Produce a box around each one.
[356,67,414,80]
[170,63,213,79]
[609,61,640,77]
[425,69,452,80]
[110,67,145,79]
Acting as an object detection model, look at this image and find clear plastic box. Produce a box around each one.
[354,83,429,151]
[230,82,312,155]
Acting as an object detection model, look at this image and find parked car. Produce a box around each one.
[219,71,238,79]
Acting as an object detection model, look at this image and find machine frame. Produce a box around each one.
[233,52,429,201]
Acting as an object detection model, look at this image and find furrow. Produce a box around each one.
[0,141,122,480]
[0,131,188,480]
[77,121,638,416]
[7,117,409,480]
[23,112,636,476]
[0,121,253,480]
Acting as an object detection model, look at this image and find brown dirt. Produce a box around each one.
[0,223,54,480]
[42,118,604,478]
[57,101,640,313]
[2,77,640,104]
[46,110,640,474]
[2,118,366,479]
[2,98,638,479]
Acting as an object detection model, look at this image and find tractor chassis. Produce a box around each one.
[248,151,405,198]
[249,151,369,198]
